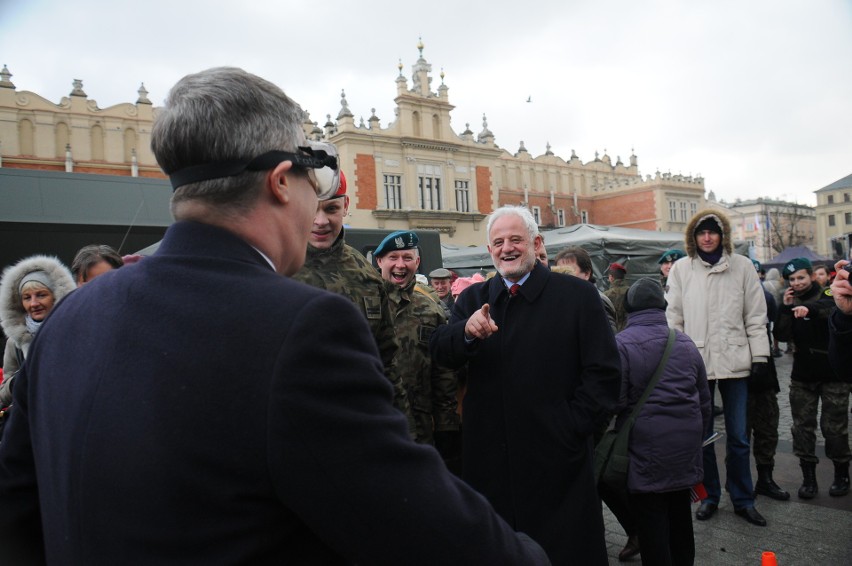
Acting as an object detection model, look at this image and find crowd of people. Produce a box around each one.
[0,66,850,566]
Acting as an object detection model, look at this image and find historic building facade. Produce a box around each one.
[813,173,852,258]
[0,65,162,178]
[0,45,706,246]
[705,193,817,263]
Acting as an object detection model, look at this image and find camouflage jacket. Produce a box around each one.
[386,280,460,445]
[604,279,629,333]
[292,232,416,436]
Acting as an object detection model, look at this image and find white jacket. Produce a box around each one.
[665,210,770,380]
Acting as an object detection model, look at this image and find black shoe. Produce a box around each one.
[618,534,640,562]
[695,501,718,520]
[799,461,818,499]
[754,465,790,501]
[829,462,850,497]
[734,506,767,526]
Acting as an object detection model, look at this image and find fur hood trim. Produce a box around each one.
[0,255,75,348]
[684,209,732,257]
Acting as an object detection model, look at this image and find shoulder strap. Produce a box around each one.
[625,329,676,425]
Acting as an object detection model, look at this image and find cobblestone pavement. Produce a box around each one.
[603,343,852,565]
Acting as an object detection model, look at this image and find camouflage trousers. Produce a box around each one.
[747,389,780,467]
[790,380,852,464]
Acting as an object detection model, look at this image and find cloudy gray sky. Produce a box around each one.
[3,0,850,205]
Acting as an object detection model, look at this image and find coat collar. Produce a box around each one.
[158,221,275,272]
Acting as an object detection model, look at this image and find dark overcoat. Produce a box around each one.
[0,221,549,566]
[431,261,621,566]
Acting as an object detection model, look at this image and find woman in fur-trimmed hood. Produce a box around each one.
[1,255,75,406]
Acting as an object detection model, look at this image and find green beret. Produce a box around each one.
[657,249,686,264]
[782,257,812,279]
[374,230,419,257]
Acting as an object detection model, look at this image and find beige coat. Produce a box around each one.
[665,210,770,379]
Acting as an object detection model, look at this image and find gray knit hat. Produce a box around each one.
[625,278,667,313]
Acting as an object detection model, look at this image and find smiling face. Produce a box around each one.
[487,214,541,282]
[787,269,815,294]
[308,195,349,250]
[20,282,56,322]
[376,248,421,288]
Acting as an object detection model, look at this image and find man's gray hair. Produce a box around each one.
[151,67,305,215]
[485,205,539,244]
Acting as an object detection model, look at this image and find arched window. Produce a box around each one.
[91,125,105,161]
[55,122,70,158]
[432,114,440,138]
[412,111,421,137]
[19,119,34,155]
[123,128,137,162]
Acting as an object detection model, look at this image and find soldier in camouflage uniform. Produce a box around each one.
[291,174,416,438]
[604,262,629,332]
[774,257,851,498]
[374,230,461,470]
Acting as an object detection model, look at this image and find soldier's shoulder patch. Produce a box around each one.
[824,288,832,297]
[363,296,382,319]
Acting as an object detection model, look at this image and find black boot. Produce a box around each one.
[829,461,850,497]
[754,464,790,500]
[798,460,818,499]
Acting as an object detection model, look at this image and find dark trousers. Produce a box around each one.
[628,489,695,566]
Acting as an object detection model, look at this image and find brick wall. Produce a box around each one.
[590,189,657,229]
[354,153,377,210]
[476,166,493,214]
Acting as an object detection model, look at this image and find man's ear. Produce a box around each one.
[342,195,350,215]
[268,161,294,204]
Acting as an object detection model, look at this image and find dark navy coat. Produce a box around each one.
[0,221,548,565]
[431,261,621,566]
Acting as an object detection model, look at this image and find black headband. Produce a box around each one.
[168,147,337,191]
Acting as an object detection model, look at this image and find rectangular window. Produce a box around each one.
[845,193,850,202]
[418,176,442,210]
[846,212,852,225]
[829,214,836,227]
[669,201,677,221]
[557,208,566,227]
[580,210,589,224]
[532,206,541,225]
[454,180,470,212]
[679,201,688,222]
[383,174,402,209]
[690,202,697,217]
[828,195,834,204]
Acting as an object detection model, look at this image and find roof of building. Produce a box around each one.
[815,173,852,193]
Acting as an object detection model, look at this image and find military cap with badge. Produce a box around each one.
[374,230,419,257]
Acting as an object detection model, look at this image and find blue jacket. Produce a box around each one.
[615,309,711,493]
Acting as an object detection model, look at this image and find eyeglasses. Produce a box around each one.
[168,141,341,200]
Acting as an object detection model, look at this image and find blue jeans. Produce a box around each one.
[703,378,755,509]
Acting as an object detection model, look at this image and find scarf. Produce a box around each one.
[25,315,43,336]
[697,248,723,266]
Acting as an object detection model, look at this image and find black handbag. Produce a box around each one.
[594,329,676,489]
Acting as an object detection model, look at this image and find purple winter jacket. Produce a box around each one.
[615,309,711,493]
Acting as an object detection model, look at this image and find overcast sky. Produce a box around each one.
[3,0,850,206]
